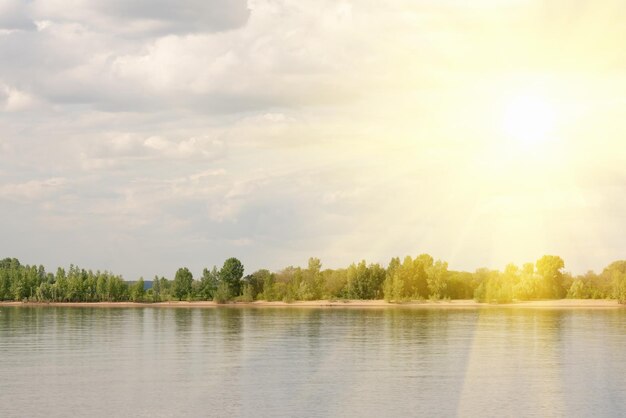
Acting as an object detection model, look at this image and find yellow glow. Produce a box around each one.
[501,93,558,145]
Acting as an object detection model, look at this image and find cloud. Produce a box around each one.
[0,83,38,111]
[229,237,253,246]
[72,132,226,171]
[24,0,250,36]
[98,0,250,35]
[143,135,224,159]
[0,178,67,202]
[0,0,35,30]
[0,0,404,113]
[1,0,626,280]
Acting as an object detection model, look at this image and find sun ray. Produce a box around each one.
[501,93,558,145]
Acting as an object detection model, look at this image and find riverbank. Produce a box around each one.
[0,299,623,309]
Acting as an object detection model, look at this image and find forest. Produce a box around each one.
[1,255,625,304]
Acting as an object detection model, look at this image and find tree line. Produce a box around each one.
[1,255,626,304]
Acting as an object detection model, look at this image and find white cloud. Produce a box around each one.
[29,0,250,36]
[0,0,35,30]
[0,84,38,111]
[72,132,226,171]
[143,135,224,159]
[0,178,67,202]
[187,169,226,182]
[0,0,625,279]
[229,237,253,246]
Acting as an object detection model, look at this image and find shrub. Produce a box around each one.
[213,282,232,304]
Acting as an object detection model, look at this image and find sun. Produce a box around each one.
[501,94,557,145]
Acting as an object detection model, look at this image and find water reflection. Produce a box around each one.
[0,306,625,418]
[457,309,567,417]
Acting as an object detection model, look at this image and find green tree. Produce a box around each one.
[513,263,539,300]
[579,270,611,299]
[446,271,474,299]
[426,260,448,300]
[383,257,401,302]
[480,265,516,303]
[0,258,20,300]
[536,255,565,299]
[603,260,626,303]
[66,265,86,302]
[152,275,162,302]
[347,261,385,299]
[130,278,145,302]
[300,258,324,300]
[84,271,97,302]
[473,268,497,302]
[159,277,173,300]
[567,279,588,299]
[197,267,218,300]
[239,283,254,302]
[323,268,347,299]
[107,274,128,301]
[213,282,231,304]
[245,269,272,300]
[173,267,193,301]
[0,268,9,300]
[392,273,405,302]
[412,254,433,299]
[54,267,68,302]
[219,258,244,296]
[35,282,53,302]
[96,274,108,301]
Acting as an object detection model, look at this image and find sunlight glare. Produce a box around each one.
[501,94,557,145]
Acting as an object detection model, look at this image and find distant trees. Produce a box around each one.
[244,269,272,300]
[346,261,385,299]
[383,254,449,301]
[426,260,448,300]
[446,271,475,299]
[299,258,324,300]
[0,258,130,303]
[219,258,244,297]
[322,268,347,300]
[471,263,506,302]
[197,267,219,300]
[1,255,626,304]
[604,261,626,303]
[173,268,193,301]
[473,256,569,303]
[255,270,278,301]
[130,278,145,302]
[152,276,163,302]
[536,255,566,299]
[513,263,538,300]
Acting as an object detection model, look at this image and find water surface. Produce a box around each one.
[1,306,625,417]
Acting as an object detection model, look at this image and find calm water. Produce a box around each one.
[1,306,625,417]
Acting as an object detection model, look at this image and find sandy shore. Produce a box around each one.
[0,299,623,309]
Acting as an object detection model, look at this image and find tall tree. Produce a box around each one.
[426,260,448,300]
[173,267,193,301]
[347,261,385,299]
[152,275,162,302]
[198,267,219,300]
[536,255,565,299]
[96,274,108,301]
[220,258,244,296]
[603,260,626,303]
[245,269,272,300]
[383,257,401,301]
[130,278,145,302]
[412,254,433,298]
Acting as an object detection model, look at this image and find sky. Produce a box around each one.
[1,0,625,279]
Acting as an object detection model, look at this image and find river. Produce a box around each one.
[1,306,624,417]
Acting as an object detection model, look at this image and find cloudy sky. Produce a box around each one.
[1,0,625,279]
